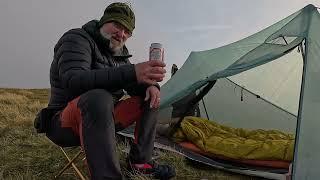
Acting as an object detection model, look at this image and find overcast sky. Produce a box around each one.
[0,0,319,88]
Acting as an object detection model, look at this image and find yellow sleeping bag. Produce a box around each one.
[173,116,294,161]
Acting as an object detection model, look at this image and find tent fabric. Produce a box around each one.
[160,7,304,109]
[228,48,303,116]
[198,78,297,133]
[158,4,320,179]
[173,116,294,161]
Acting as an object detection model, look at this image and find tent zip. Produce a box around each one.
[201,97,210,119]
[280,35,289,45]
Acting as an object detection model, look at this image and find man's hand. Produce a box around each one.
[145,86,161,108]
[135,60,166,85]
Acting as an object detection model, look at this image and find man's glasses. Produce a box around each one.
[112,22,132,37]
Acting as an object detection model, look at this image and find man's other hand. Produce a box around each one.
[145,86,161,108]
[135,60,166,85]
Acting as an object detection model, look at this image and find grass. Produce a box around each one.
[0,88,265,180]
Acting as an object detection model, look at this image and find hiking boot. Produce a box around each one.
[127,160,176,180]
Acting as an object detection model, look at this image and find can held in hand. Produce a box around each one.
[149,43,164,61]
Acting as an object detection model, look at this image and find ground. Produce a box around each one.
[0,88,265,180]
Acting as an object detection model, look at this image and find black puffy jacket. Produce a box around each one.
[48,20,149,109]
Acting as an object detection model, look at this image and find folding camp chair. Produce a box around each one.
[34,111,88,179]
[54,146,88,180]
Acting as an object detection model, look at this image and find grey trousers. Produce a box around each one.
[47,89,159,180]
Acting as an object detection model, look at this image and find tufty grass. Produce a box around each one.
[0,88,265,180]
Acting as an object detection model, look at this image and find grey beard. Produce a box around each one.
[100,29,124,55]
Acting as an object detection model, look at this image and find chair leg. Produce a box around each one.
[55,147,86,180]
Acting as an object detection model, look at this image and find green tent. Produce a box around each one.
[159,4,320,180]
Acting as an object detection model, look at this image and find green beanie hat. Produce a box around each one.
[99,2,135,34]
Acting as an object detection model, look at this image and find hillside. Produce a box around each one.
[0,88,262,180]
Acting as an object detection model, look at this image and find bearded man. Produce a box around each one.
[41,2,175,179]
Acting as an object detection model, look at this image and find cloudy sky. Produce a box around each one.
[0,0,319,88]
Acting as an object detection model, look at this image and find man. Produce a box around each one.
[42,2,175,179]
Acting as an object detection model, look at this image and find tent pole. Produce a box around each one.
[292,40,307,180]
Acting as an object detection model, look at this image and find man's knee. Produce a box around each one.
[78,89,114,117]
[144,99,160,113]
[78,89,113,106]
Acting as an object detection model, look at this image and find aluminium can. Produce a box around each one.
[149,43,164,61]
